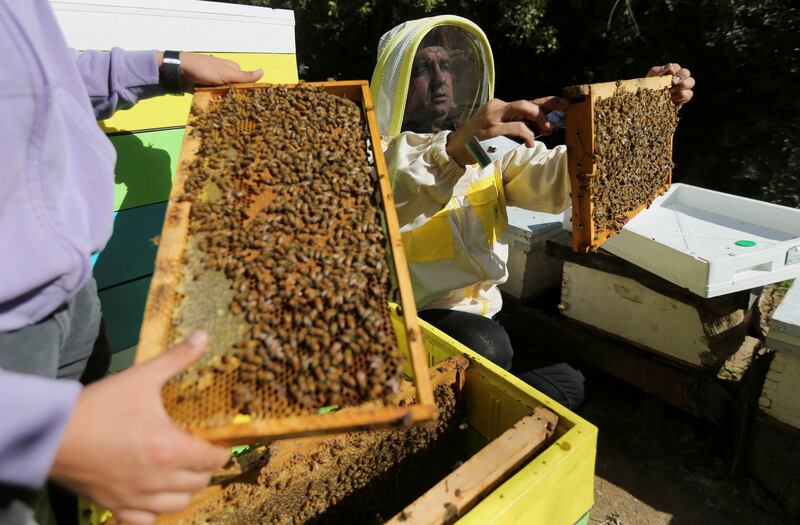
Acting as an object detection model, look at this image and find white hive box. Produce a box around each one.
[566,183,800,298]
[51,0,295,53]
[760,282,800,430]
[766,281,800,356]
[759,350,800,430]
[500,207,566,300]
[560,260,748,368]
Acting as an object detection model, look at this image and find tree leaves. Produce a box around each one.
[213,0,799,207]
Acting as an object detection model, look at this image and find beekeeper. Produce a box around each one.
[371,15,694,408]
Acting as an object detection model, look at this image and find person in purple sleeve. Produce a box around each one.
[0,1,266,524]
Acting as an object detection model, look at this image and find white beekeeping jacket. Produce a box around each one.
[371,15,570,318]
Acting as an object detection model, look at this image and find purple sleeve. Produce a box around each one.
[71,47,166,120]
[0,370,82,489]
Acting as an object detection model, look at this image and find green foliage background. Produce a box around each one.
[215,0,800,207]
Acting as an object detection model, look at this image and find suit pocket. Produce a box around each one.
[401,213,455,263]
[466,175,506,246]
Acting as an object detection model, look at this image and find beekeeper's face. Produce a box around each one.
[404,45,454,131]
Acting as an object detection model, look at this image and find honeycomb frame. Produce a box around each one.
[564,75,676,253]
[135,81,435,445]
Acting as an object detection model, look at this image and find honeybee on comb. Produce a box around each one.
[564,76,679,252]
[163,85,404,425]
[591,85,678,237]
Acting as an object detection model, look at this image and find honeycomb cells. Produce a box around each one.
[591,85,679,236]
[162,85,404,426]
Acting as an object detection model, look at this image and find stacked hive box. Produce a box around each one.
[54,0,300,370]
[762,281,800,429]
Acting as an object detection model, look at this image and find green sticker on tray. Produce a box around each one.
[735,240,757,247]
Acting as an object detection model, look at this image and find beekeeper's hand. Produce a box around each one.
[49,331,229,525]
[446,96,568,167]
[157,52,264,88]
[647,63,694,109]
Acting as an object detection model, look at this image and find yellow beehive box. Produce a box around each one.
[81,307,596,524]
[400,309,597,525]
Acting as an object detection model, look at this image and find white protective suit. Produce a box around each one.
[371,16,571,318]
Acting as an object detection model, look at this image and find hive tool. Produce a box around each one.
[465,110,565,168]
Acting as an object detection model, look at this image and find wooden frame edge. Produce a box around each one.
[386,406,559,525]
[135,92,212,364]
[359,84,436,409]
[193,404,438,446]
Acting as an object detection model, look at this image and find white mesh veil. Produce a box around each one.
[370,16,494,138]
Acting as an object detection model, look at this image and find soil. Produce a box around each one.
[582,369,793,525]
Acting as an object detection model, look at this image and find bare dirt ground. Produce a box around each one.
[581,370,792,525]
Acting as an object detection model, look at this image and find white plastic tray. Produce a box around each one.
[564,183,800,297]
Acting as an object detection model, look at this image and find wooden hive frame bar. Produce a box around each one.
[564,75,674,253]
[386,406,558,525]
[136,81,435,444]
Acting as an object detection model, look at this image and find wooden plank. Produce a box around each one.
[109,128,184,211]
[564,85,594,253]
[564,75,673,253]
[93,201,166,289]
[195,404,438,446]
[99,53,298,133]
[98,276,151,353]
[136,81,436,443]
[587,76,672,100]
[361,82,435,409]
[387,407,558,525]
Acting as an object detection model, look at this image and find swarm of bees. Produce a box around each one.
[591,85,679,235]
[163,85,403,422]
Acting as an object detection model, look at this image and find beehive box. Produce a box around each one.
[398,312,596,525]
[500,206,567,301]
[564,76,678,253]
[761,281,800,429]
[83,309,596,525]
[136,81,435,444]
[767,281,800,357]
[559,259,748,368]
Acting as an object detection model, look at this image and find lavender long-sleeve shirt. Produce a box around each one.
[1,0,164,488]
